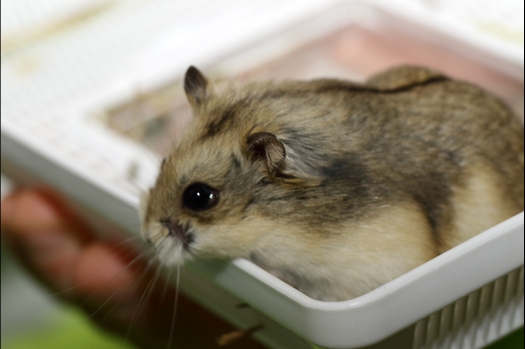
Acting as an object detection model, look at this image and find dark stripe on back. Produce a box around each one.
[246,76,450,103]
[313,76,449,95]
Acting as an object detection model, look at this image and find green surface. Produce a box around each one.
[3,307,133,349]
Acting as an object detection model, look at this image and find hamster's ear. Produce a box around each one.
[247,132,286,176]
[184,66,208,107]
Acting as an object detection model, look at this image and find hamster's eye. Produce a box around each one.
[183,183,219,211]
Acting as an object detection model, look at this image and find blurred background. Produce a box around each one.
[1,0,524,348]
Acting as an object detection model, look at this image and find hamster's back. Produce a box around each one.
[291,66,524,252]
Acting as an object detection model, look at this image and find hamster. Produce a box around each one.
[140,65,524,301]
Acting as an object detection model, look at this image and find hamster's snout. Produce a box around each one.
[159,218,195,250]
[141,215,195,266]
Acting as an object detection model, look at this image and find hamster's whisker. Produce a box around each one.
[97,257,160,340]
[109,236,144,251]
[124,257,165,345]
[45,238,150,299]
[83,266,139,323]
[151,230,173,253]
[152,262,172,318]
[167,263,181,349]
[77,246,155,313]
[147,231,164,250]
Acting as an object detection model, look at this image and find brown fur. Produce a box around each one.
[141,65,524,301]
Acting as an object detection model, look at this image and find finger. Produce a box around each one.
[1,188,91,292]
[1,187,92,241]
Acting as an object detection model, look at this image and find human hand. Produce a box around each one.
[1,187,265,348]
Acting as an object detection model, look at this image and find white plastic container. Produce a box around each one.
[1,1,523,348]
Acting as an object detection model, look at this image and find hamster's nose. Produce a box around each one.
[159,218,195,248]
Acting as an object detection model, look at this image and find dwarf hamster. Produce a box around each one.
[140,65,524,301]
